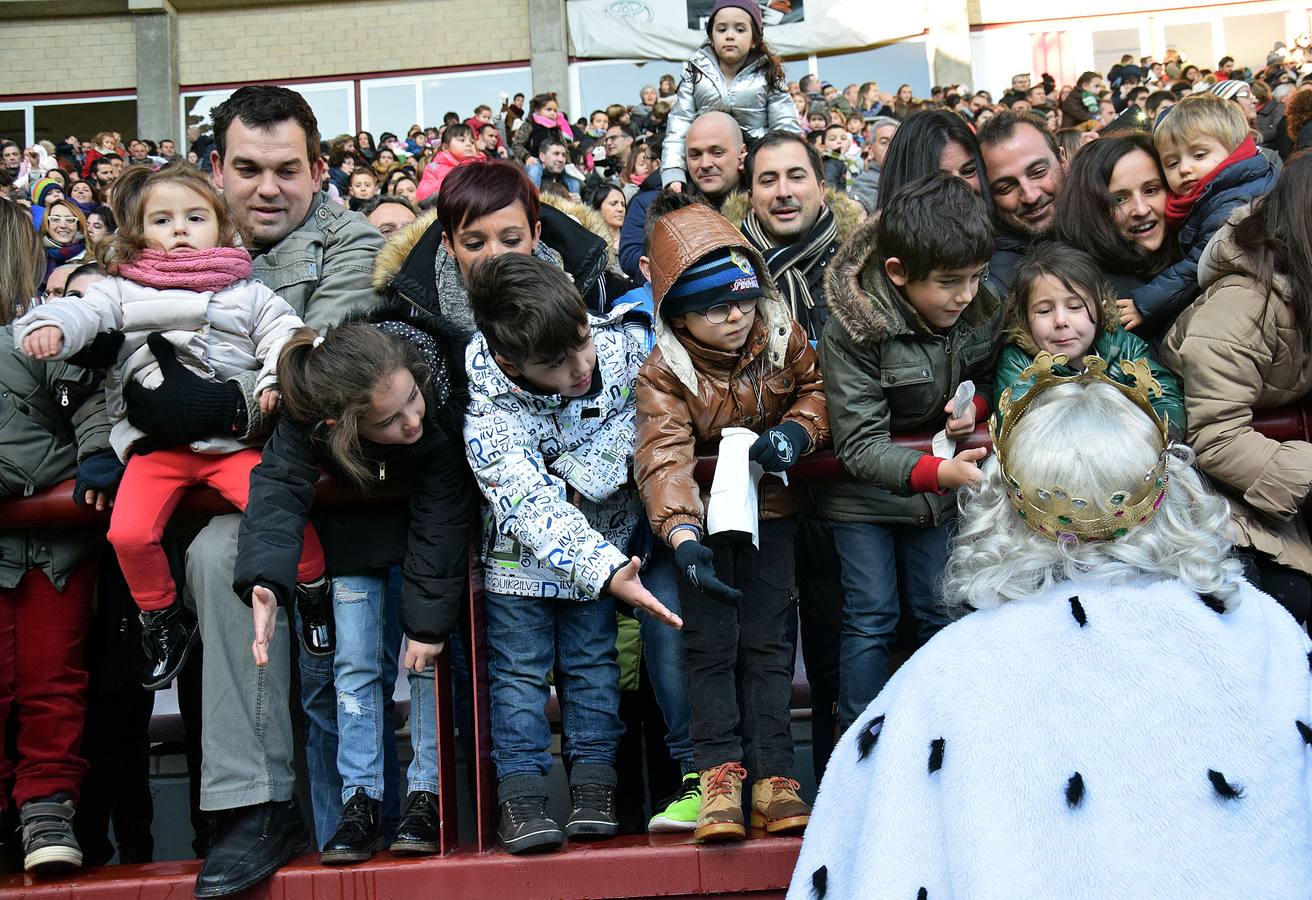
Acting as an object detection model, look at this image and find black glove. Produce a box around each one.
[122,333,245,450]
[67,329,125,370]
[674,539,742,606]
[73,449,125,507]
[748,421,810,473]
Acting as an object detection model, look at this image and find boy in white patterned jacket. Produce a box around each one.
[462,254,680,855]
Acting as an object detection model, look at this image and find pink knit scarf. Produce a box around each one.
[119,247,253,293]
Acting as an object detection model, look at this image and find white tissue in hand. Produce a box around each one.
[707,427,764,549]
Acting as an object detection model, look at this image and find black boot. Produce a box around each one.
[140,602,199,691]
[389,790,440,855]
[566,784,619,840]
[320,788,383,865]
[294,578,334,657]
[496,776,562,855]
[193,800,307,898]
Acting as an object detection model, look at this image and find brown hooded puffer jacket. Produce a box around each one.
[635,204,830,544]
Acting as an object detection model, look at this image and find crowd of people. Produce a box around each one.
[3,0,1312,893]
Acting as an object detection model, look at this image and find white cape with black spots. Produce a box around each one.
[789,577,1312,900]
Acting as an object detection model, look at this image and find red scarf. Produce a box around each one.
[119,246,253,293]
[1164,135,1256,228]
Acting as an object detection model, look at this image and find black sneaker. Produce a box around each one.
[140,602,199,691]
[390,790,440,855]
[565,783,619,840]
[20,795,82,873]
[294,578,334,657]
[497,795,563,854]
[320,788,383,865]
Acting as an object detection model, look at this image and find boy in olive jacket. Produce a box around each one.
[814,173,1003,729]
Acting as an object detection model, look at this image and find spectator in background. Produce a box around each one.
[39,198,87,284]
[82,204,115,255]
[416,124,479,202]
[361,195,418,239]
[620,140,654,202]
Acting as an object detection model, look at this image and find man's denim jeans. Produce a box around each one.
[636,542,693,773]
[484,590,623,781]
[829,520,953,729]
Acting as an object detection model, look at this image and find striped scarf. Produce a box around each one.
[741,204,837,340]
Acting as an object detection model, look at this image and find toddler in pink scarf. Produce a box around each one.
[15,163,329,690]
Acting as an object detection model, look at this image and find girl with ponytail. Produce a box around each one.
[234,299,475,864]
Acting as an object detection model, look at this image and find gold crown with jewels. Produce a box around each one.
[989,352,1170,543]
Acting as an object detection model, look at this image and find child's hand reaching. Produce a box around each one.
[258,388,282,415]
[937,446,989,490]
[668,182,683,194]
[403,639,446,673]
[943,395,977,441]
[251,585,278,667]
[606,556,683,629]
[1116,298,1144,331]
[22,325,64,359]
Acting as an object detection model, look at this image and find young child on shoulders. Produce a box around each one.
[13,162,329,692]
[1117,92,1277,338]
[997,242,1184,437]
[462,253,680,855]
[635,202,829,842]
[812,173,1003,731]
[662,0,802,191]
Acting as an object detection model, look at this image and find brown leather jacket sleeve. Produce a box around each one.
[780,324,831,454]
[635,353,705,545]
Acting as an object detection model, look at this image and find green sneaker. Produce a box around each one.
[648,772,701,833]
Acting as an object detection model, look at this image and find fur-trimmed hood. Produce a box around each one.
[718,187,864,243]
[823,213,1000,347]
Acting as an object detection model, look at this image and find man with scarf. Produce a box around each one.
[738,131,841,342]
[731,130,855,782]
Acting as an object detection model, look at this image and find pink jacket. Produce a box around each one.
[416,150,478,202]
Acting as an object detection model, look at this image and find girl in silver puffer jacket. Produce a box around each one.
[661,0,801,189]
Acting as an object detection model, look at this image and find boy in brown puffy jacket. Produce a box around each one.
[634,202,829,842]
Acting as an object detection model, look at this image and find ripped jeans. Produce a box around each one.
[305,572,439,812]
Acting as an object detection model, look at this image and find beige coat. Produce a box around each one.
[1161,210,1312,574]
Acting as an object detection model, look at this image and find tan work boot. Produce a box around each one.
[750,776,810,834]
[694,762,748,842]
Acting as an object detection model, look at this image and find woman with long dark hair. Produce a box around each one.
[876,110,992,218]
[1053,132,1176,295]
[1161,151,1312,624]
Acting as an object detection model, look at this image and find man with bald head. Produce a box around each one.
[619,110,746,280]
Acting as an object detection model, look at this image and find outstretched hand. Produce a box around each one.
[251,585,278,667]
[607,557,683,629]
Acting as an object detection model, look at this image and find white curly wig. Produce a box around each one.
[943,380,1246,615]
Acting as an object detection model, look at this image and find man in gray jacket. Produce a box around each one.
[120,85,382,898]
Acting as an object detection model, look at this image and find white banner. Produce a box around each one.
[567,0,928,60]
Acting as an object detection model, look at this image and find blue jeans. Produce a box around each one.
[830,521,953,729]
[484,590,623,781]
[295,570,401,847]
[637,542,693,773]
